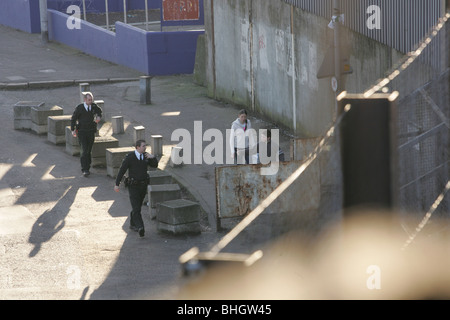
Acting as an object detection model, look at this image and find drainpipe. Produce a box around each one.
[39,0,48,43]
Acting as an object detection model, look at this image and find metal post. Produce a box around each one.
[333,0,341,94]
[145,0,149,31]
[105,0,109,30]
[39,0,48,43]
[82,0,87,21]
[123,0,127,24]
[337,92,399,216]
[140,76,152,104]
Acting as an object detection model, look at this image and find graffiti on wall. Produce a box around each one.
[162,0,199,21]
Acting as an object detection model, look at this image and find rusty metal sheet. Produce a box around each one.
[162,0,200,21]
[215,160,321,219]
[290,137,322,161]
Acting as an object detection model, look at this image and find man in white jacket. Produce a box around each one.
[230,109,256,164]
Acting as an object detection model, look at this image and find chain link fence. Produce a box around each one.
[366,13,449,234]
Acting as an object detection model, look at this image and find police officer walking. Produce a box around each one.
[114,140,158,237]
[71,92,102,177]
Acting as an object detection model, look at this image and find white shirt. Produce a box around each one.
[135,150,144,161]
[84,102,91,112]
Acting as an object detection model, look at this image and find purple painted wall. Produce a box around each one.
[47,9,203,76]
[116,21,149,73]
[48,10,118,64]
[147,31,203,75]
[47,0,161,13]
[0,0,41,33]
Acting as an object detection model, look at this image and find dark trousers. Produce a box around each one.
[234,147,249,164]
[128,184,147,230]
[78,130,95,172]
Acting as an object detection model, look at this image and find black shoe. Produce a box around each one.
[138,228,145,238]
[129,225,138,232]
[82,171,90,177]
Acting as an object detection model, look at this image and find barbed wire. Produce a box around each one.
[401,180,450,251]
[364,12,449,98]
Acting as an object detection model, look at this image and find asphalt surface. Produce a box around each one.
[2,23,450,302]
[0,24,294,300]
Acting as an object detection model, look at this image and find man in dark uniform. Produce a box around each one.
[71,92,102,177]
[114,140,159,237]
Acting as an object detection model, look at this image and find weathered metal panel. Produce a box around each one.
[290,137,322,161]
[215,160,321,219]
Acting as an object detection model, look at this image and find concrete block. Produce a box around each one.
[79,83,90,103]
[150,135,163,156]
[92,136,119,158]
[47,115,72,142]
[112,116,124,134]
[65,126,80,156]
[31,105,63,135]
[14,101,44,130]
[133,126,145,142]
[148,170,173,185]
[95,100,106,122]
[169,146,184,167]
[157,199,200,225]
[147,184,181,219]
[106,147,135,178]
[157,221,201,235]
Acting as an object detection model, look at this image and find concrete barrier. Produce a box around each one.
[157,199,201,235]
[112,116,124,134]
[169,146,184,167]
[133,125,145,142]
[31,105,63,135]
[105,146,135,178]
[47,115,72,145]
[95,100,106,123]
[14,101,44,130]
[79,83,90,103]
[91,136,120,168]
[140,76,152,105]
[147,184,181,219]
[148,170,173,185]
[65,126,79,156]
[150,135,163,156]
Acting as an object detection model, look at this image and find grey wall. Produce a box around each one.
[201,0,403,138]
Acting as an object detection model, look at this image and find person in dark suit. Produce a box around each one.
[70,92,102,177]
[114,140,159,237]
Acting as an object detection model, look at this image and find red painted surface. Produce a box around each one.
[162,0,199,21]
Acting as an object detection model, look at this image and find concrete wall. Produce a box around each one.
[47,9,203,75]
[201,0,402,138]
[0,0,41,33]
[215,135,342,232]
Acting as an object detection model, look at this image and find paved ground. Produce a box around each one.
[2,23,450,302]
[0,24,295,300]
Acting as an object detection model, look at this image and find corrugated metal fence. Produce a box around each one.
[284,0,445,54]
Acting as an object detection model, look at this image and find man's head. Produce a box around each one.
[84,92,94,106]
[135,139,146,154]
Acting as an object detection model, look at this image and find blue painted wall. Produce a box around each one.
[0,0,41,33]
[48,9,118,64]
[47,0,161,13]
[47,9,203,76]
